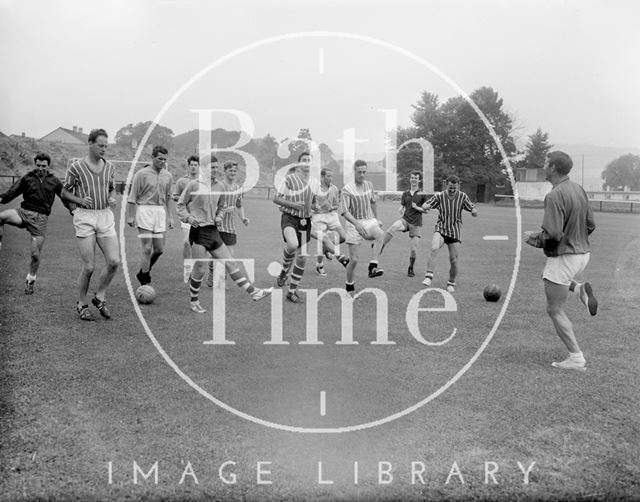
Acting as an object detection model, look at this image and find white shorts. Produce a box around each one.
[73,208,116,238]
[542,253,590,286]
[136,205,166,233]
[345,218,383,245]
[311,212,343,233]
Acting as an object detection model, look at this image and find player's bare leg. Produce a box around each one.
[277,226,299,287]
[446,242,460,292]
[75,234,98,320]
[423,232,443,286]
[24,235,45,294]
[408,235,419,277]
[544,279,586,370]
[367,227,385,278]
[91,234,120,319]
[0,209,23,251]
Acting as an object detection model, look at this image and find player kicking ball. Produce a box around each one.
[375,170,429,277]
[421,175,477,293]
[341,160,385,298]
[177,161,272,313]
[0,153,93,294]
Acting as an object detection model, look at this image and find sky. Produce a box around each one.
[1,0,639,157]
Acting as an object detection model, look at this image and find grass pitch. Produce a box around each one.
[1,196,639,501]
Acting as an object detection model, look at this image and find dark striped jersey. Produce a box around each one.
[401,189,430,226]
[217,182,243,234]
[342,181,376,220]
[426,190,475,241]
[64,158,115,210]
[275,173,315,218]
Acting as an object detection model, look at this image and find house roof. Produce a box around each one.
[40,127,89,142]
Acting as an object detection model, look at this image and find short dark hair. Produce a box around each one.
[152,145,168,157]
[410,170,423,179]
[211,155,218,163]
[88,128,108,143]
[547,151,573,175]
[298,152,311,162]
[33,152,51,166]
[320,167,333,177]
[354,159,367,169]
[446,174,460,184]
[224,160,238,170]
[187,155,199,164]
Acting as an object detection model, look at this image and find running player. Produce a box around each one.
[176,161,271,313]
[341,160,385,297]
[524,151,598,371]
[273,152,316,303]
[376,170,429,277]
[127,145,174,286]
[64,129,120,320]
[0,152,93,294]
[172,155,202,282]
[205,160,249,287]
[421,174,478,292]
[310,166,349,277]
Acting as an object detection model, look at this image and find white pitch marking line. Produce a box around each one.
[483,235,509,241]
[320,391,326,416]
[318,48,324,73]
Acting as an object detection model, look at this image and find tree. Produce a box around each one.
[601,154,640,190]
[115,121,174,149]
[523,128,552,169]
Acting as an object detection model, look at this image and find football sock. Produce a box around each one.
[208,261,214,275]
[228,268,256,295]
[282,248,296,274]
[189,276,203,303]
[346,282,355,292]
[26,273,36,282]
[409,255,416,268]
[289,262,305,292]
[149,251,163,270]
[568,281,577,292]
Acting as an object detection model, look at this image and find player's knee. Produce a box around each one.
[142,244,153,256]
[546,303,562,317]
[107,256,120,271]
[82,263,95,276]
[449,255,457,265]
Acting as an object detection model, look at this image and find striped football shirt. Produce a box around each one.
[217,182,243,234]
[312,183,340,214]
[64,158,115,210]
[342,180,376,220]
[426,190,475,241]
[275,173,315,218]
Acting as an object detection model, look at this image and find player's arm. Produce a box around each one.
[126,172,140,228]
[165,176,174,229]
[62,166,78,214]
[237,196,249,225]
[0,177,25,204]
[107,166,117,210]
[272,184,304,210]
[59,185,92,209]
[462,194,478,217]
[176,182,198,226]
[586,204,595,235]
